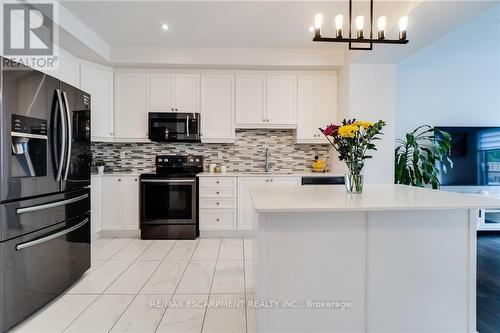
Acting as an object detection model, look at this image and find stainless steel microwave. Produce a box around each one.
[148,112,201,142]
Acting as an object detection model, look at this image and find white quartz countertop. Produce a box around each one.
[196,171,343,177]
[250,184,500,212]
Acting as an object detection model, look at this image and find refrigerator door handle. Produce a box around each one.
[15,218,89,251]
[16,193,89,214]
[54,89,66,181]
[62,91,72,181]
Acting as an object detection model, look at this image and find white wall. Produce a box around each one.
[396,4,500,138]
[342,63,397,184]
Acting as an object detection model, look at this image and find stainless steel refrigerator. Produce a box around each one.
[0,57,91,332]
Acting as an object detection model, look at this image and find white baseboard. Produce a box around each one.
[200,230,252,238]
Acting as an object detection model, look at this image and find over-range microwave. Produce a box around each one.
[148,112,201,143]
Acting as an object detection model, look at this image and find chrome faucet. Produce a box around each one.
[265,148,270,172]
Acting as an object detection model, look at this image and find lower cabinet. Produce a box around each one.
[199,175,301,233]
[90,175,102,236]
[100,175,140,232]
[238,176,300,230]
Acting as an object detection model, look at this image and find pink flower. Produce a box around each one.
[322,124,338,136]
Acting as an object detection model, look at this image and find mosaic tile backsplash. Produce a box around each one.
[91,129,330,173]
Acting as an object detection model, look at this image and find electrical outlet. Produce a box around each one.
[120,151,127,159]
[218,151,223,160]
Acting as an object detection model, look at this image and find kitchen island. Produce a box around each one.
[249,184,500,332]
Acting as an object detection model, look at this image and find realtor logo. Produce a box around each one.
[3,3,54,56]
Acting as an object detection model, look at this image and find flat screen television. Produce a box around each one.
[436,127,500,186]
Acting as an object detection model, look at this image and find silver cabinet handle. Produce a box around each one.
[16,218,89,251]
[186,115,190,137]
[62,91,72,181]
[16,194,89,215]
[55,89,66,181]
[141,179,195,183]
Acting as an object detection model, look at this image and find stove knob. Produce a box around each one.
[158,158,163,163]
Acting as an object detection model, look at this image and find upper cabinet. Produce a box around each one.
[266,75,297,126]
[114,72,150,140]
[296,75,338,144]
[201,74,235,143]
[235,74,266,126]
[150,74,199,112]
[80,63,114,141]
[235,73,297,128]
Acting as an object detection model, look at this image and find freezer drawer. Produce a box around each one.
[0,213,90,333]
[1,188,90,242]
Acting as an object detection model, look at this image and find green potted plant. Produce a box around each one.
[95,159,106,174]
[395,125,453,189]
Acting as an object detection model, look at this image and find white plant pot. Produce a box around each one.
[97,166,105,174]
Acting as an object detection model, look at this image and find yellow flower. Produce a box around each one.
[338,125,359,138]
[353,121,373,128]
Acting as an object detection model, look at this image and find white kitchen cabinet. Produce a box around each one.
[238,176,300,230]
[101,175,140,231]
[49,49,80,88]
[80,63,114,141]
[266,75,297,126]
[150,74,199,112]
[296,75,338,143]
[114,72,149,140]
[150,74,175,111]
[235,74,266,126]
[236,74,297,128]
[201,74,235,143]
[199,176,238,232]
[90,175,102,236]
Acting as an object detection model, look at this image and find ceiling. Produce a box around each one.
[60,0,414,49]
[57,0,497,66]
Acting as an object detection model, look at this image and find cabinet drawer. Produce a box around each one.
[200,199,236,209]
[200,210,237,230]
[199,177,236,188]
[199,188,236,198]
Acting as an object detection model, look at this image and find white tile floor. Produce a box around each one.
[12,237,255,333]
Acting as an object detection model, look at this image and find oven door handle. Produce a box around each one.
[15,218,89,251]
[186,115,190,137]
[141,179,195,183]
[16,194,89,214]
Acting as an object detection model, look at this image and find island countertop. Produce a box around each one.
[250,184,500,212]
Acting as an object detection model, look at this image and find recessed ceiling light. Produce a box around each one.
[308,26,314,32]
[161,23,169,31]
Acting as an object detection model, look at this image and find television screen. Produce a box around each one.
[436,127,500,186]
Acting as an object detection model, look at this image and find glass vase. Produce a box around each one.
[344,160,364,194]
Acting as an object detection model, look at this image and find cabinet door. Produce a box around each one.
[238,177,268,230]
[175,74,200,112]
[201,75,235,143]
[90,176,102,235]
[270,177,301,187]
[114,72,149,139]
[266,76,297,126]
[235,75,266,126]
[52,50,80,88]
[118,177,139,230]
[297,76,320,142]
[80,64,114,140]
[101,177,120,230]
[150,74,175,111]
[317,76,338,141]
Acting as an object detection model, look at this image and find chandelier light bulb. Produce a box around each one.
[399,16,408,40]
[314,13,324,29]
[377,16,387,39]
[314,13,323,38]
[355,15,364,39]
[335,14,343,38]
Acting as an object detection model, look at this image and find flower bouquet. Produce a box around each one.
[320,119,386,193]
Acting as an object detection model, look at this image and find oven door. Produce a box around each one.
[141,178,196,225]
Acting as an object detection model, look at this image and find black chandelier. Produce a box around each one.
[312,0,409,50]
